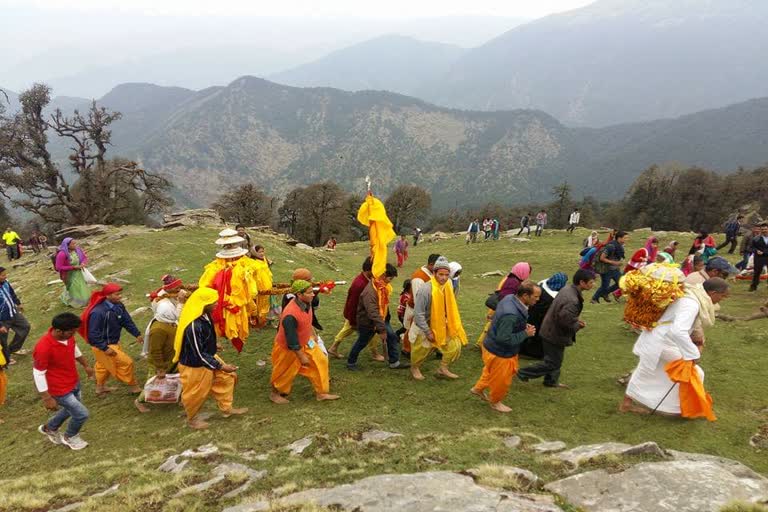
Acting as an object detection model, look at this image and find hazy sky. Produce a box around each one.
[1,0,596,96]
[6,0,595,18]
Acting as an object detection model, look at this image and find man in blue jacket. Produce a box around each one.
[0,267,31,366]
[80,283,143,395]
[471,281,540,413]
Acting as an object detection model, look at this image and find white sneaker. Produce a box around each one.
[61,434,88,450]
[38,424,62,445]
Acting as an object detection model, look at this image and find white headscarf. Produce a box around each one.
[449,261,462,279]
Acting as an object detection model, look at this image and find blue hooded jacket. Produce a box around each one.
[483,294,529,358]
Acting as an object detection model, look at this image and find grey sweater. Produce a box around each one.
[413,283,433,333]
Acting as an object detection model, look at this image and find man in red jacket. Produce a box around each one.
[328,257,382,360]
[34,313,94,450]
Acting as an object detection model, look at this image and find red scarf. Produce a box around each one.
[210,267,244,352]
[79,283,122,340]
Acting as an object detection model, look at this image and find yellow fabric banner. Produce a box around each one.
[357,193,396,278]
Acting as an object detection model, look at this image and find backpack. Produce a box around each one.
[579,246,591,257]
[50,251,59,271]
[592,245,611,274]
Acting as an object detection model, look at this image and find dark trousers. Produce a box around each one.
[516,226,530,236]
[347,323,400,366]
[518,340,565,386]
[716,236,738,254]
[592,269,621,301]
[566,223,577,233]
[535,224,544,236]
[736,251,751,270]
[0,312,31,363]
[5,245,18,261]
[751,256,768,290]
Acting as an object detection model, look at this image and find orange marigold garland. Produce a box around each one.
[619,263,686,330]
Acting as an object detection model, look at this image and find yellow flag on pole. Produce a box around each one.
[357,193,396,278]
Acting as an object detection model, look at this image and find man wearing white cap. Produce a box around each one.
[409,256,468,380]
[198,229,261,352]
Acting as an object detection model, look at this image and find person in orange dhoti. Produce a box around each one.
[80,283,143,395]
[0,349,6,423]
[198,229,260,352]
[270,280,339,404]
[620,278,729,421]
[471,281,540,413]
[174,287,247,429]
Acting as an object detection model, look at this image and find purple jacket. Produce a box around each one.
[55,249,88,281]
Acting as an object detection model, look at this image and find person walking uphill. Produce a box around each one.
[716,215,744,254]
[518,269,595,389]
[55,238,91,308]
[535,210,547,237]
[174,287,247,430]
[34,313,94,450]
[394,234,409,268]
[3,228,21,261]
[409,257,468,380]
[347,264,410,371]
[0,267,31,366]
[80,283,143,396]
[567,209,580,234]
[270,280,339,404]
[591,231,628,304]
[471,281,540,413]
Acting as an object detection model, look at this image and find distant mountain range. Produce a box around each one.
[12,77,761,210]
[268,0,768,127]
[270,35,467,99]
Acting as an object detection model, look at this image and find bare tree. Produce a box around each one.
[384,184,432,233]
[212,184,274,226]
[0,83,172,225]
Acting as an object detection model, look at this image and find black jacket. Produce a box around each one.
[752,235,768,259]
[540,285,584,347]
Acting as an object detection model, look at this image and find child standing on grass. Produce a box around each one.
[396,280,413,356]
[34,313,94,450]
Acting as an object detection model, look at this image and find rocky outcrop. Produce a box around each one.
[554,441,666,468]
[162,209,222,229]
[272,471,560,512]
[55,225,109,240]
[545,458,768,512]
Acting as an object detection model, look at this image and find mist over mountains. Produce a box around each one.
[272,0,768,127]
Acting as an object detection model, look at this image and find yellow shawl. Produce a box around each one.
[252,256,273,291]
[685,283,716,328]
[173,287,219,363]
[430,277,467,347]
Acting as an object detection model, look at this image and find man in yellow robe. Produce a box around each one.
[409,256,468,380]
[174,287,247,429]
[270,280,339,404]
[198,229,260,352]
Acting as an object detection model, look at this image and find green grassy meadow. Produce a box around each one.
[0,226,766,511]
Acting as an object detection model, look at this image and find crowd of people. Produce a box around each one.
[0,214,765,450]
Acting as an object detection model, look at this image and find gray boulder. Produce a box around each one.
[555,441,666,467]
[545,459,768,512]
[531,441,566,454]
[275,471,560,512]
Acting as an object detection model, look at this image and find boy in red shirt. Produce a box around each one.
[33,313,94,450]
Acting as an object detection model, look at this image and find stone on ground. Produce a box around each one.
[555,441,665,467]
[503,435,522,449]
[464,465,541,491]
[360,430,402,444]
[157,455,189,473]
[271,471,560,512]
[286,436,313,455]
[180,443,219,458]
[531,441,566,453]
[545,459,768,512]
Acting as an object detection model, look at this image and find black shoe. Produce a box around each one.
[516,374,529,383]
[749,287,757,292]
[346,364,361,371]
[590,299,600,305]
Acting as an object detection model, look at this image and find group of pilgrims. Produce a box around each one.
[0,193,764,450]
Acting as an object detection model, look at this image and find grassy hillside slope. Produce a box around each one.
[0,226,765,511]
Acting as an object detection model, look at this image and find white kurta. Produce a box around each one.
[626,297,703,414]
[403,267,432,331]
